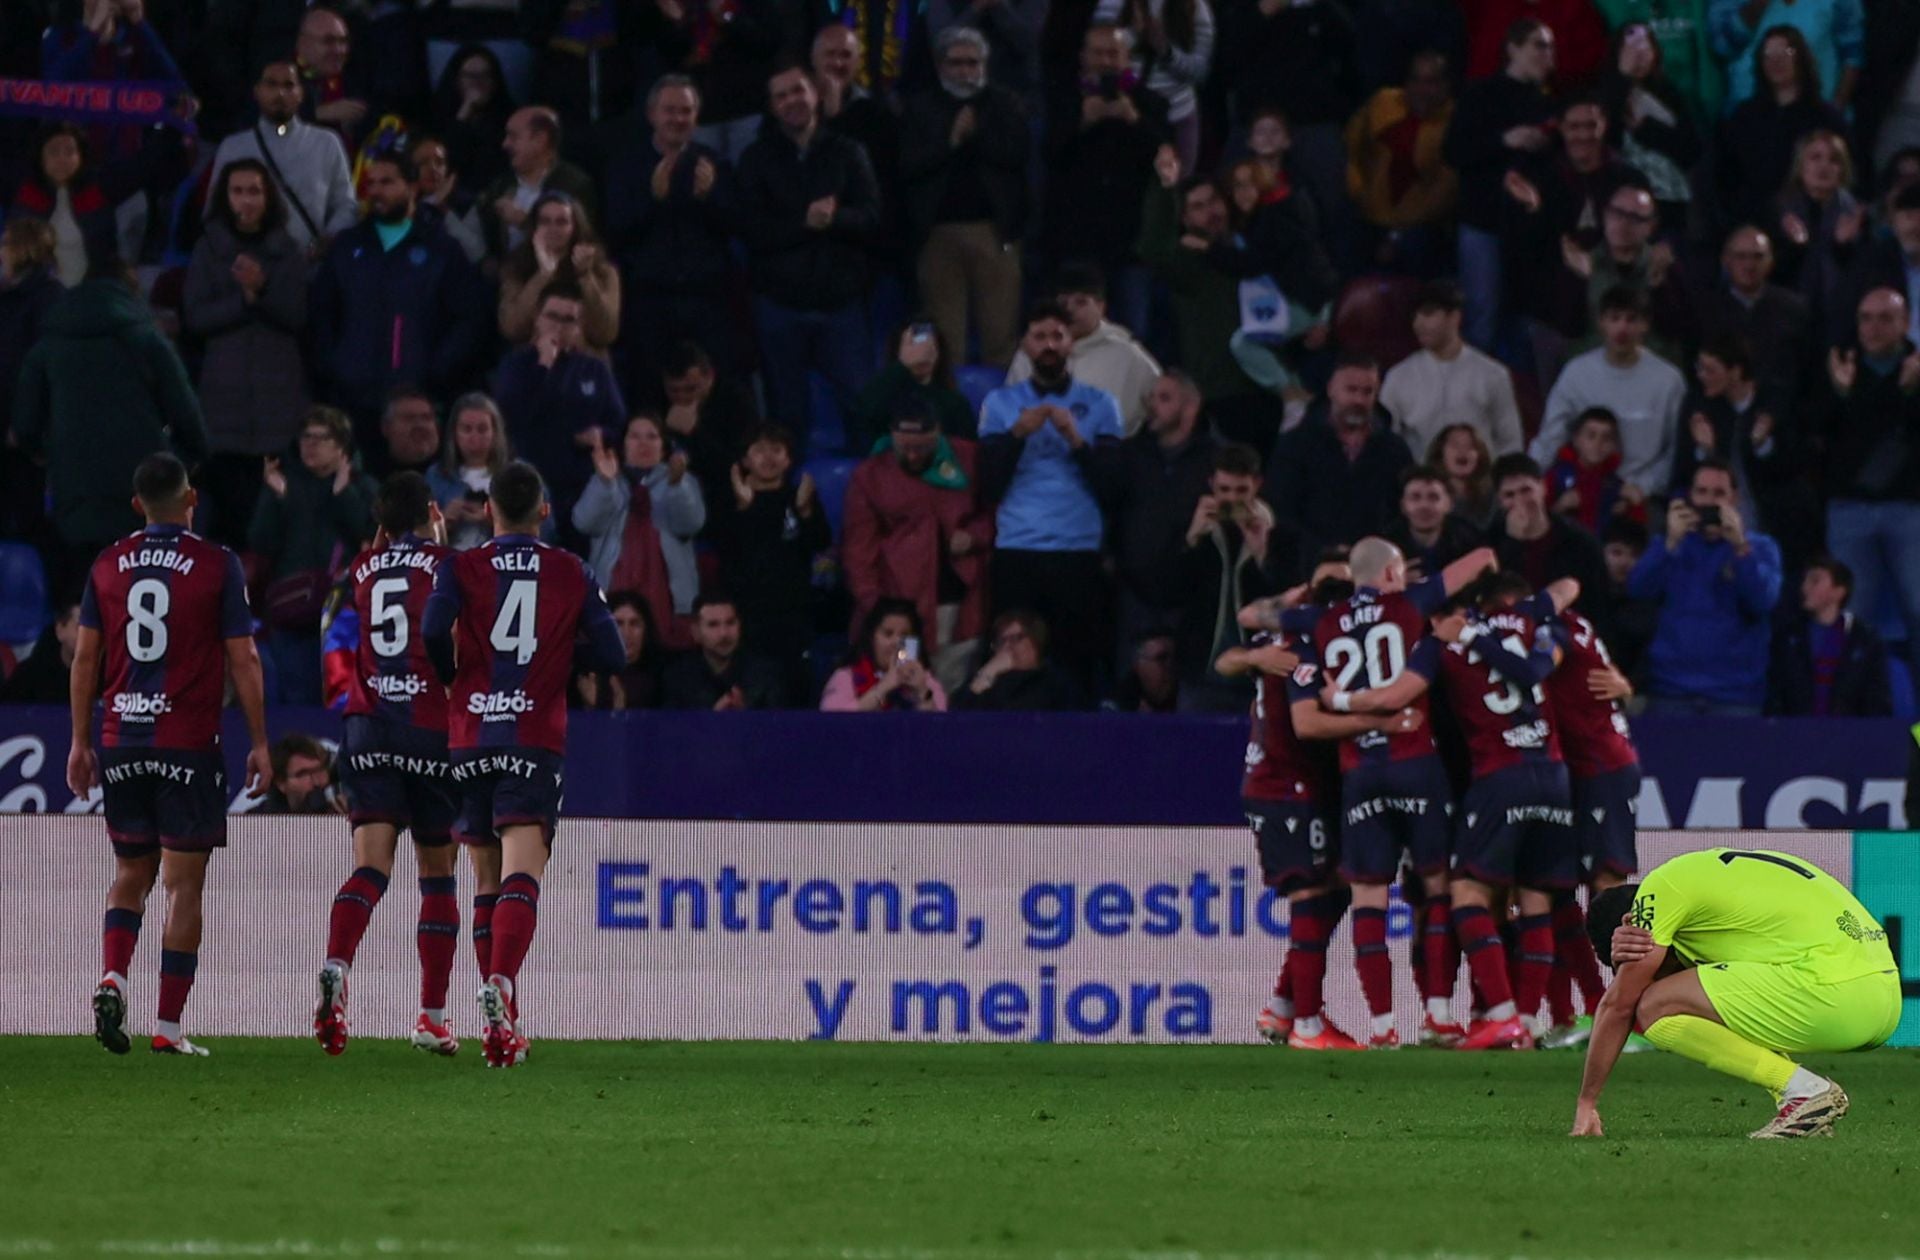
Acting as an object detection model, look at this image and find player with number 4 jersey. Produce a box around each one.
[315,473,464,1059]
[1297,538,1496,1049]
[68,455,272,1059]
[424,462,624,1067]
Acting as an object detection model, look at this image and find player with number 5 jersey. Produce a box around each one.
[424,462,624,1067]
[315,473,464,1059]
[1297,538,1496,1049]
[68,454,272,1059]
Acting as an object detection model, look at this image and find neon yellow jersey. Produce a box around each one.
[1631,849,1897,983]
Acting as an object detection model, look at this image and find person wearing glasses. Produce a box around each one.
[1559,183,1694,362]
[953,610,1081,710]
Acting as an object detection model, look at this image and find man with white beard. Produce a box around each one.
[899,27,1030,367]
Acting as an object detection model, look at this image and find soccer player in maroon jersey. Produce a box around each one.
[1536,605,1641,1047]
[423,462,623,1067]
[314,472,463,1057]
[1333,571,1582,1050]
[1292,537,1496,1048]
[1221,565,1426,1051]
[66,454,272,1057]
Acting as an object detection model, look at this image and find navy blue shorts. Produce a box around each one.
[1573,764,1641,881]
[452,748,566,847]
[1338,758,1453,884]
[1453,761,1577,890]
[1243,797,1337,895]
[100,747,227,857]
[341,716,457,845]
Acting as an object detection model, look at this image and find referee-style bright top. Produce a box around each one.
[1632,848,1896,983]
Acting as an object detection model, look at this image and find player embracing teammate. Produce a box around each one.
[424,462,623,1067]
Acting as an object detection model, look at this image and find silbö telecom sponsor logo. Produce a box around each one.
[111,692,172,721]
[468,690,535,721]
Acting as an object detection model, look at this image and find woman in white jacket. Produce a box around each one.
[573,414,706,647]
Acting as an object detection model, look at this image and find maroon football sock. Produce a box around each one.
[1514,913,1554,1019]
[325,866,389,965]
[1453,904,1513,1011]
[1422,896,1459,1005]
[103,908,141,978]
[157,949,196,1024]
[1352,906,1392,1017]
[416,876,459,1012]
[471,893,497,979]
[488,874,541,995]
[1554,897,1606,1012]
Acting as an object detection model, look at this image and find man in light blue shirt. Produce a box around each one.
[977,301,1124,694]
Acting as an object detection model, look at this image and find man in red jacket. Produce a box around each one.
[842,402,995,694]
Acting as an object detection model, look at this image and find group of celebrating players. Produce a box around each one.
[1223,537,1648,1054]
[68,452,620,1067]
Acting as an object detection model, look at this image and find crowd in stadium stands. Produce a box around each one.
[2,0,1918,720]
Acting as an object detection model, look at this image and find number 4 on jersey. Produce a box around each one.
[492,580,539,666]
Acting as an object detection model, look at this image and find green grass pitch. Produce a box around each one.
[2,1038,1915,1259]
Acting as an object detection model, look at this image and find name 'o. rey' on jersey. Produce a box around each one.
[1311,577,1448,771]
[1542,608,1639,777]
[343,534,451,731]
[1430,593,1564,778]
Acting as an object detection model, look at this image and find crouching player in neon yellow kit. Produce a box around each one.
[1572,848,1900,1140]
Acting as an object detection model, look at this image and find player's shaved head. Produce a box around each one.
[1349,537,1402,588]
[375,471,435,536]
[488,461,548,533]
[1587,883,1641,969]
[132,453,192,518]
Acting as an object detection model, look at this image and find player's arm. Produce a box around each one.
[225,636,273,794]
[1542,577,1580,613]
[422,561,462,685]
[1333,637,1440,714]
[580,579,626,673]
[1438,546,1497,596]
[1461,621,1560,687]
[66,624,102,797]
[1571,939,1669,1137]
[1290,696,1423,740]
[1216,641,1298,678]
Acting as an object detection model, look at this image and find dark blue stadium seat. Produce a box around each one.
[801,455,859,539]
[1888,657,1916,724]
[0,543,50,644]
[954,364,1005,420]
[807,372,847,455]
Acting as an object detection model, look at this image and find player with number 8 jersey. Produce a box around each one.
[423,463,624,1067]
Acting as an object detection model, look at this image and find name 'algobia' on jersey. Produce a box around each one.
[343,533,451,731]
[81,524,253,750]
[423,533,624,753]
[1310,577,1447,771]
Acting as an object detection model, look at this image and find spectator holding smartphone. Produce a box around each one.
[851,317,977,452]
[427,392,514,550]
[820,599,949,711]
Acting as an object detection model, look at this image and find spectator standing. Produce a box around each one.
[1263,355,1411,557]
[977,302,1125,691]
[1560,183,1695,360]
[736,61,882,449]
[1672,337,1789,539]
[653,340,761,518]
[1044,23,1167,338]
[928,0,1046,106]
[1429,422,1500,529]
[1487,452,1610,624]
[1843,184,1920,347]
[1092,0,1214,174]
[1768,557,1892,716]
[184,158,310,549]
[10,124,135,287]
[427,392,513,551]
[1384,464,1487,580]
[1007,262,1162,435]
[852,318,978,452]
[294,8,373,157]
[900,28,1029,370]
[820,599,950,711]
[712,426,834,700]
[497,191,621,352]
[953,609,1081,709]
[1598,20,1702,230]
[203,62,359,256]
[1627,459,1783,714]
[430,44,515,192]
[494,284,628,520]
[411,135,489,265]
[13,259,206,582]
[1532,286,1686,502]
[574,593,663,712]
[604,76,739,383]
[1464,0,1609,90]
[0,220,62,548]
[307,150,487,444]
[1342,50,1459,273]
[1443,18,1557,357]
[1594,0,1719,123]
[1769,129,1864,345]
[1173,444,1280,712]
[1715,25,1847,230]
[480,106,599,259]
[1819,287,1920,658]
[641,0,787,164]
[1600,516,1658,676]
[662,593,789,709]
[842,403,994,694]
[1698,225,1815,412]
[575,414,706,641]
[1712,0,1863,113]
[812,25,904,255]
[1106,370,1219,669]
[248,407,377,705]
[1379,281,1525,458]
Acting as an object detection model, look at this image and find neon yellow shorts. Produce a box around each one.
[1698,963,1902,1054]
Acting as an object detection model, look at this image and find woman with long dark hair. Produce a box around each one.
[1427,423,1496,529]
[498,190,621,352]
[820,598,948,711]
[430,44,515,190]
[1600,21,1699,236]
[10,123,121,286]
[184,157,311,548]
[1718,26,1847,231]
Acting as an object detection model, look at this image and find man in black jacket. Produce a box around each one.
[1263,355,1410,556]
[1485,452,1611,635]
[1818,287,1920,664]
[737,59,882,452]
[1172,443,1284,713]
[661,593,790,710]
[605,75,741,384]
[1696,226,1815,414]
[1841,184,1920,347]
[901,27,1028,367]
[1768,557,1893,717]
